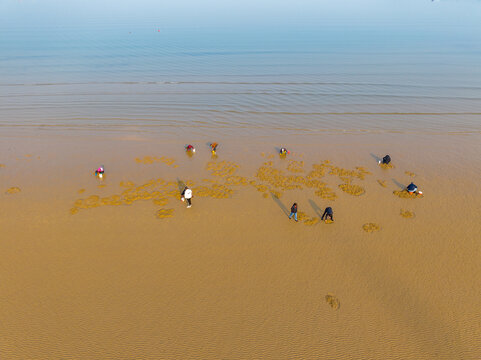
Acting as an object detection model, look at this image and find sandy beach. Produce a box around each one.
[2,0,481,357]
[1,130,481,359]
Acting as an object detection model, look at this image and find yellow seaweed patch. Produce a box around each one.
[379,163,394,169]
[325,294,340,310]
[225,176,248,186]
[98,184,107,188]
[153,198,168,206]
[328,164,371,180]
[297,212,310,221]
[400,209,415,218]
[262,193,269,198]
[339,183,365,196]
[405,171,416,177]
[256,165,305,191]
[78,189,86,194]
[324,219,334,224]
[270,190,283,199]
[254,184,268,192]
[193,184,234,199]
[393,190,423,199]
[6,187,21,194]
[0,164,5,168]
[296,211,320,225]
[206,160,239,177]
[73,177,180,213]
[135,156,177,167]
[303,218,319,226]
[314,187,337,201]
[69,207,79,215]
[377,180,387,188]
[287,160,304,173]
[362,223,380,233]
[120,181,135,188]
[156,208,174,219]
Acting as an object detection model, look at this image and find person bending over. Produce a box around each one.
[321,207,334,221]
[378,155,391,165]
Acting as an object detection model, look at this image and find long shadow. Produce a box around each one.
[308,199,323,218]
[271,192,289,216]
[176,178,186,195]
[370,153,381,163]
[392,178,405,190]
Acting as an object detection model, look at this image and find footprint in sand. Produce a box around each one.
[325,294,340,310]
[400,209,415,218]
[363,223,380,233]
[5,187,21,194]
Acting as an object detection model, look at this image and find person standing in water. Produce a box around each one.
[181,186,193,208]
[289,203,298,222]
[321,207,334,221]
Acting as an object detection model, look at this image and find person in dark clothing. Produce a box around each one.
[406,182,419,194]
[321,207,334,221]
[289,203,298,222]
[379,155,391,165]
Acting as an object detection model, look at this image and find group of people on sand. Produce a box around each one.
[288,203,334,223]
[286,153,421,224]
[93,148,422,214]
[379,154,422,195]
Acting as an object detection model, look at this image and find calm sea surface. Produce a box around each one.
[1,3,481,137]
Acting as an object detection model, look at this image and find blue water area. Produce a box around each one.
[1,0,480,135]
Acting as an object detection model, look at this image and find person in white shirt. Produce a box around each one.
[181,186,193,208]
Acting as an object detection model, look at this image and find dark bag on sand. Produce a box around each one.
[382,155,391,164]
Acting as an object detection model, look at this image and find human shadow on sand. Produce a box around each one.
[177,178,186,195]
[392,178,405,190]
[308,199,323,218]
[370,153,382,163]
[271,192,289,216]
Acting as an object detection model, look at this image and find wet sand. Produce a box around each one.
[1,131,481,359]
